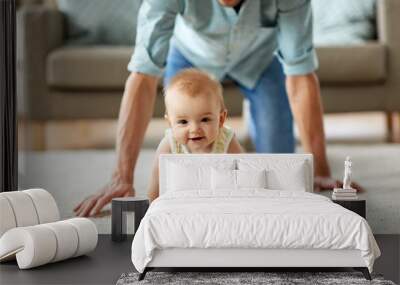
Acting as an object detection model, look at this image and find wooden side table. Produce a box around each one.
[112,197,149,242]
[332,199,366,219]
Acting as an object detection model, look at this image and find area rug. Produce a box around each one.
[116,271,396,285]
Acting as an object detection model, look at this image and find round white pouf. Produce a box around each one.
[0,189,98,269]
[0,218,98,269]
[0,192,39,227]
[0,226,57,269]
[0,195,17,237]
[42,222,79,262]
[65,218,98,257]
[23,188,60,224]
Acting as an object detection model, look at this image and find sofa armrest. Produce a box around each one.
[377,0,400,45]
[376,0,400,110]
[17,5,64,119]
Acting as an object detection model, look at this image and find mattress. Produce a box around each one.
[131,190,380,273]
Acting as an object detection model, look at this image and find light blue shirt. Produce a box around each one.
[128,0,318,89]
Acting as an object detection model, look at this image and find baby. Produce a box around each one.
[148,68,243,201]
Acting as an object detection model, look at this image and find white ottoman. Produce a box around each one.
[0,189,98,269]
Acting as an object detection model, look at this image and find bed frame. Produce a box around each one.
[139,154,371,281]
[140,248,371,280]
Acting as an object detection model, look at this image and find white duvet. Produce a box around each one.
[131,190,380,273]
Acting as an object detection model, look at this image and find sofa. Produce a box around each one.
[16,0,400,149]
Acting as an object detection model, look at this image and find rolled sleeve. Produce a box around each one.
[127,0,182,76]
[128,45,165,77]
[276,0,319,75]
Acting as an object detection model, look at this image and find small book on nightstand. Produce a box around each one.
[332,188,358,200]
[333,188,356,193]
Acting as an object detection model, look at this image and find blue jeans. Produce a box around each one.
[164,46,294,153]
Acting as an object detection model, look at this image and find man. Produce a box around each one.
[74,0,348,217]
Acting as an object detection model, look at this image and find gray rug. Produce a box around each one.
[116,271,396,285]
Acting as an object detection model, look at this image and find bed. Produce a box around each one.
[131,154,380,280]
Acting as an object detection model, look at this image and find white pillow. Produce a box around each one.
[211,168,236,190]
[167,162,210,192]
[211,169,268,190]
[238,159,308,191]
[267,162,307,191]
[236,169,267,189]
[165,159,236,193]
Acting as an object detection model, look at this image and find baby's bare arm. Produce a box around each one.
[227,135,243,153]
[148,137,171,202]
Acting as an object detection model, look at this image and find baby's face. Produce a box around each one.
[165,91,226,153]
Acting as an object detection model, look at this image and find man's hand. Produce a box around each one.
[285,74,365,194]
[73,72,158,217]
[314,176,364,192]
[74,177,135,217]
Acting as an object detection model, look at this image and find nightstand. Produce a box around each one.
[111,197,149,242]
[332,199,366,219]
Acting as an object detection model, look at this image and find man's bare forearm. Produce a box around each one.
[114,72,159,183]
[286,73,330,177]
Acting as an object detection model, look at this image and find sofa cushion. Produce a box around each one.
[47,46,133,90]
[46,46,245,116]
[316,43,386,84]
[312,0,376,45]
[57,0,141,45]
[47,43,387,92]
[57,0,375,47]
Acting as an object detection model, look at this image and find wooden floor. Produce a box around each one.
[18,112,400,151]
[0,235,398,285]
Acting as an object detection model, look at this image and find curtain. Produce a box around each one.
[0,0,17,192]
